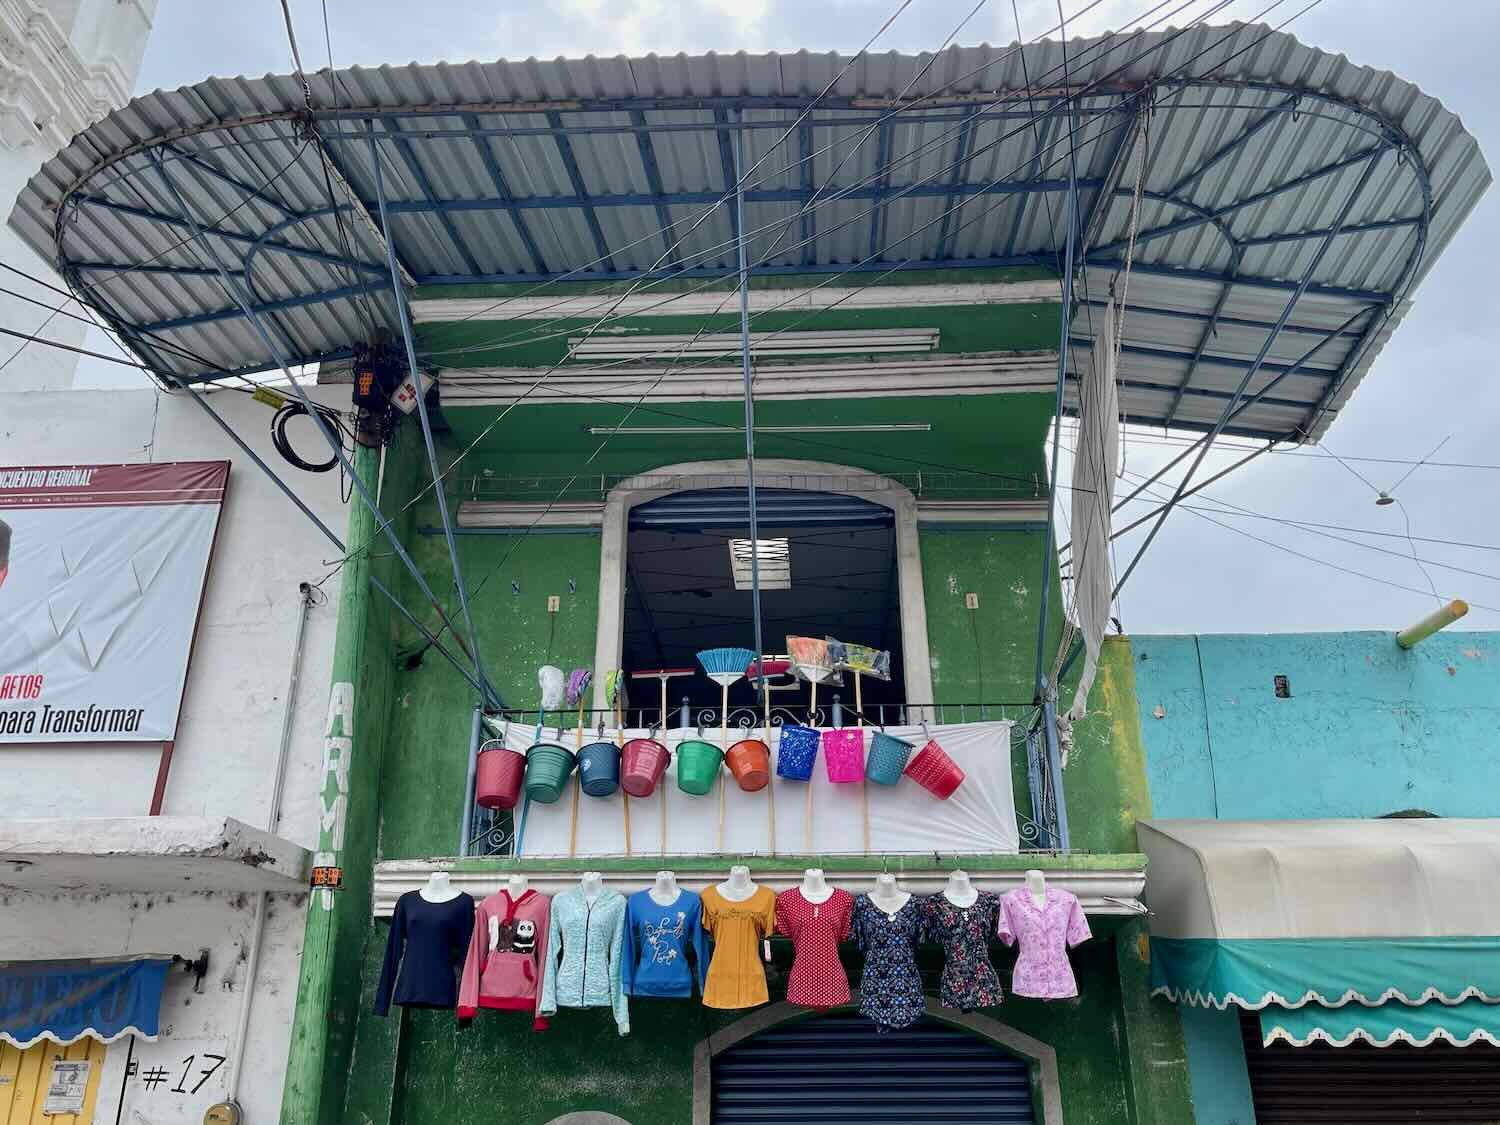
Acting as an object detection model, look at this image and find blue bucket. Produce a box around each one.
[577,740,621,797]
[776,724,820,781]
[866,731,915,785]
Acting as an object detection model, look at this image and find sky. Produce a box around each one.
[92,0,1500,636]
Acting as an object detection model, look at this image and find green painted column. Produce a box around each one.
[1116,917,1196,1125]
[281,442,392,1125]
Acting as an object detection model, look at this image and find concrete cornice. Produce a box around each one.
[0,0,132,151]
[372,857,1146,917]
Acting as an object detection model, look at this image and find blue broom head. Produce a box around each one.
[697,647,757,681]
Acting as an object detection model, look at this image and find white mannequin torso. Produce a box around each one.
[800,868,834,904]
[420,871,461,904]
[1025,869,1048,909]
[718,864,757,901]
[942,869,978,908]
[649,870,681,906]
[505,874,530,900]
[868,873,911,917]
[580,871,604,905]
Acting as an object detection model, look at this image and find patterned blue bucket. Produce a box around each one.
[865,731,915,785]
[577,740,621,797]
[776,724,820,781]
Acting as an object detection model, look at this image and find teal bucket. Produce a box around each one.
[866,731,915,785]
[524,742,576,804]
[577,740,621,797]
[676,739,724,795]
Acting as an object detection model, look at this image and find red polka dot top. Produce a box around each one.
[776,887,854,1008]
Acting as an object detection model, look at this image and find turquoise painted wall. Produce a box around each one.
[1131,629,1500,1125]
[1132,630,1500,820]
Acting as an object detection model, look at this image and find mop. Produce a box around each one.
[565,668,592,858]
[697,647,756,850]
[629,667,694,730]
[604,668,630,855]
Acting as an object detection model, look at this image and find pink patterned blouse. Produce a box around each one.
[996,887,1091,999]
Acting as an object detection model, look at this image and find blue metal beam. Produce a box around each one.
[867,118,896,261]
[1083,257,1392,305]
[76,195,386,277]
[1077,298,1365,339]
[1005,114,1054,257]
[1238,216,1421,247]
[713,108,739,255]
[138,283,376,333]
[1091,143,1391,258]
[380,177,1103,214]
[1164,95,1299,199]
[934,105,980,262]
[629,109,679,270]
[164,144,295,217]
[1078,106,1138,252]
[1165,246,1241,426]
[461,114,548,275]
[1066,335,1336,380]
[315,134,424,281]
[380,118,484,276]
[547,110,615,272]
[72,260,232,279]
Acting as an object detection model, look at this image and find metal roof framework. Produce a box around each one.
[7,24,1489,443]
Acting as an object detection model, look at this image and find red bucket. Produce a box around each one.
[475,745,526,810]
[620,737,671,797]
[903,739,965,799]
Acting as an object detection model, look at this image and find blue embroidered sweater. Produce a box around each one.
[621,889,711,998]
[539,886,629,1035]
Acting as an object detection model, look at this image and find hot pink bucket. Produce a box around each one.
[822,727,866,783]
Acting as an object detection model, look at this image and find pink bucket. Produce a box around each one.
[475,746,526,810]
[620,737,671,797]
[903,739,965,799]
[822,727,866,783]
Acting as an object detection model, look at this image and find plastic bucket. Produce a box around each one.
[576,740,621,798]
[865,731,915,786]
[676,739,724,796]
[776,724,820,781]
[475,745,526,810]
[903,739,966,799]
[822,728,866,783]
[524,742,576,804]
[725,738,771,792]
[620,738,670,797]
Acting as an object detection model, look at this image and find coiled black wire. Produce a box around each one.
[270,399,351,473]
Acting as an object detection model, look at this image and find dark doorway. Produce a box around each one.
[622,488,904,716]
[711,1010,1039,1123]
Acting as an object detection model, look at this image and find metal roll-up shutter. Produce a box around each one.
[711,1011,1037,1124]
[629,488,894,530]
[1239,1010,1500,1123]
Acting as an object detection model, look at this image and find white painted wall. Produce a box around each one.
[0,0,155,392]
[1,383,350,1124]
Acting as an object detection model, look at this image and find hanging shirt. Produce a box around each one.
[924,892,1004,1011]
[851,893,926,1030]
[621,889,711,998]
[457,888,552,1029]
[374,891,476,1016]
[539,886,630,1036]
[776,887,854,1009]
[997,887,1092,999]
[700,884,777,1010]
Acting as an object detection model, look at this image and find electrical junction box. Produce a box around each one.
[964,593,979,610]
[390,370,435,415]
[547,595,561,613]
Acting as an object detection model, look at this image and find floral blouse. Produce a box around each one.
[997,887,1091,999]
[923,891,1003,1011]
[851,894,926,1029]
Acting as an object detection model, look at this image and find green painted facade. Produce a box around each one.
[284,270,1194,1124]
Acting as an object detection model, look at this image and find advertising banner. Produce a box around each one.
[0,462,228,743]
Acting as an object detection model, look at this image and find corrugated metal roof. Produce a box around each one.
[8,21,1488,440]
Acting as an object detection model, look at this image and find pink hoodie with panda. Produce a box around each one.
[457,888,551,1030]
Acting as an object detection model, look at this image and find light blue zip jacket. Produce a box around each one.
[539,886,629,1035]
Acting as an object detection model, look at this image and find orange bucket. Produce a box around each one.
[725,738,771,792]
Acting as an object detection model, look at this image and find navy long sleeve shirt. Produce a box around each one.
[374,890,476,1015]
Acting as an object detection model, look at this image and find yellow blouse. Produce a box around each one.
[700,884,778,1009]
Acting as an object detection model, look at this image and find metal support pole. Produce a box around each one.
[1042,698,1071,849]
[149,150,500,708]
[1110,151,1386,599]
[370,574,486,698]
[367,122,493,704]
[459,706,483,856]
[733,113,768,708]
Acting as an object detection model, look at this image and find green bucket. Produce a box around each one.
[524,742,576,804]
[675,739,724,796]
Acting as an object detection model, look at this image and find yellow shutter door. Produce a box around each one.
[0,1040,106,1125]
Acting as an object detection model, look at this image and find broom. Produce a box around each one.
[565,668,592,858]
[605,669,629,855]
[697,647,756,851]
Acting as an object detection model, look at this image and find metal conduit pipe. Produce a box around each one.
[224,581,316,1115]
